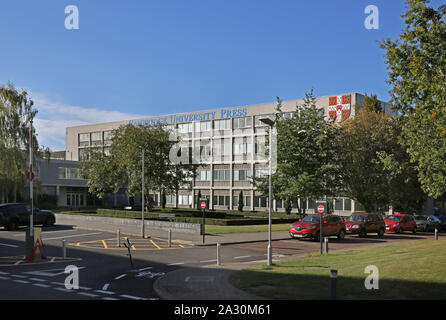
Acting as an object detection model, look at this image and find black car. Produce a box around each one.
[437,215,446,230]
[0,203,56,230]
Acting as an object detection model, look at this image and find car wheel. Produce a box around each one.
[359,228,367,238]
[412,227,417,234]
[6,219,19,231]
[377,228,384,237]
[337,229,345,240]
[399,227,404,234]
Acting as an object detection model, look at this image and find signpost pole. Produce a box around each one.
[141,148,145,238]
[29,119,34,238]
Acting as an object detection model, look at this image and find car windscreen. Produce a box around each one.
[415,216,427,221]
[347,215,366,222]
[301,216,321,223]
[386,216,402,221]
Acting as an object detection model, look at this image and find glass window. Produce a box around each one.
[214,119,230,130]
[79,133,90,147]
[213,169,229,181]
[335,198,343,211]
[233,117,252,130]
[103,130,114,141]
[344,199,352,211]
[234,169,251,181]
[58,167,66,179]
[233,142,251,155]
[178,123,193,133]
[91,132,102,142]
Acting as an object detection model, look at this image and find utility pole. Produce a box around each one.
[141,148,145,238]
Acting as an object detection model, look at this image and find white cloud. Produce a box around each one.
[32,93,145,151]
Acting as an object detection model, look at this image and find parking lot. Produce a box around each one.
[0,222,444,300]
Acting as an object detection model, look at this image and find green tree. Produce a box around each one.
[0,83,44,203]
[196,190,202,210]
[381,0,446,198]
[238,190,244,212]
[334,106,424,212]
[254,91,340,213]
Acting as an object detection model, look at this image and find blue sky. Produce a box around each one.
[0,0,440,150]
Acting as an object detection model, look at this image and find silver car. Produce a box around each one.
[414,215,429,231]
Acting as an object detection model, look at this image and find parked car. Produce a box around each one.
[345,213,385,237]
[414,215,429,231]
[437,215,446,230]
[0,203,56,230]
[289,214,346,241]
[426,215,443,232]
[384,214,417,234]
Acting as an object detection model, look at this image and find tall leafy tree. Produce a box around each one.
[0,83,44,203]
[254,91,340,214]
[381,0,446,198]
[334,105,424,212]
[81,123,196,211]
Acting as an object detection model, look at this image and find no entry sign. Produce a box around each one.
[314,201,328,215]
[201,201,206,209]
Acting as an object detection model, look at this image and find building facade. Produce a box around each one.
[61,93,391,215]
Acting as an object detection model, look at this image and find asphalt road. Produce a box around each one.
[0,224,442,300]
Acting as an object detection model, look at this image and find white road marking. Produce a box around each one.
[24,266,86,277]
[199,259,217,263]
[29,278,47,282]
[0,276,11,280]
[0,271,10,275]
[114,274,127,280]
[95,290,115,295]
[0,242,19,248]
[120,294,145,300]
[54,287,73,293]
[13,280,30,284]
[77,292,99,298]
[102,283,110,291]
[234,255,251,259]
[32,283,51,288]
[102,297,120,300]
[134,266,152,272]
[44,232,102,241]
[12,275,28,278]
[167,262,185,266]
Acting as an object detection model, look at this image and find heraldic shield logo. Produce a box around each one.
[328,94,351,123]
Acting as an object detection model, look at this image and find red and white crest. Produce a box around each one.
[328,94,351,123]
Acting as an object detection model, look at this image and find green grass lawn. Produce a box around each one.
[229,238,446,299]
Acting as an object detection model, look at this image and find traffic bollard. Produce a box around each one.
[435,228,438,240]
[324,237,329,254]
[168,229,172,248]
[330,269,338,300]
[117,229,121,247]
[62,239,66,260]
[217,243,221,266]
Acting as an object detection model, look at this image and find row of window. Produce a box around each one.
[79,131,114,147]
[58,167,84,180]
[196,169,267,181]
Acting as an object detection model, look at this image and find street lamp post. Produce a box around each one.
[141,147,145,238]
[260,117,274,266]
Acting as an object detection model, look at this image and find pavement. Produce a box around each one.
[55,214,291,300]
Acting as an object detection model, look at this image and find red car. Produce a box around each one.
[384,214,417,233]
[345,213,385,237]
[289,214,346,241]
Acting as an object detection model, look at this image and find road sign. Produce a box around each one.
[317,205,325,213]
[314,201,328,215]
[201,201,206,209]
